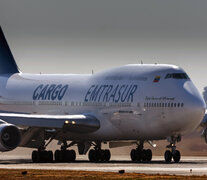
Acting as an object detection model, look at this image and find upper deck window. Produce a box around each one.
[165,73,189,79]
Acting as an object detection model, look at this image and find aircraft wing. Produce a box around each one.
[0,113,100,133]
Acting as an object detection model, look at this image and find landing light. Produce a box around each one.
[65,120,69,124]
[153,144,157,148]
[72,121,76,125]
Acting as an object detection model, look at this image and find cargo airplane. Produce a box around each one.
[0,27,205,163]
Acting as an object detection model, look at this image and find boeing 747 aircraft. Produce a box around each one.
[0,27,205,163]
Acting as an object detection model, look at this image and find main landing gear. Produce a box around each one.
[164,136,181,163]
[88,142,111,162]
[32,150,53,163]
[32,140,76,163]
[130,141,152,162]
[54,149,76,162]
[54,141,76,162]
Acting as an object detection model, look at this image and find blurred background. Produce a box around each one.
[0,0,207,157]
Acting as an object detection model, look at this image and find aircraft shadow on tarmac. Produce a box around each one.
[74,160,203,165]
[0,159,203,165]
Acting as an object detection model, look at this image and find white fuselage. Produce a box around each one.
[0,64,205,141]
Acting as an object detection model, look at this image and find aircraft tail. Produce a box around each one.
[0,27,19,74]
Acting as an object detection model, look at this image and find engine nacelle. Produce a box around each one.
[0,121,21,151]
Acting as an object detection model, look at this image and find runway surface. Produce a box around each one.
[0,155,207,176]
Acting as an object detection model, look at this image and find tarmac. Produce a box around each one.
[0,154,207,176]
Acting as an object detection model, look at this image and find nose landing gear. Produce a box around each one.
[164,136,181,163]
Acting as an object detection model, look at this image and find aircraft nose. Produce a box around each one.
[187,94,206,117]
[182,81,206,130]
[184,81,206,110]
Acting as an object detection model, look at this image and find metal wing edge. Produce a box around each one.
[0,113,100,133]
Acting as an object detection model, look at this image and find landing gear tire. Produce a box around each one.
[141,149,147,162]
[130,149,152,162]
[164,150,172,163]
[55,150,61,162]
[100,150,105,162]
[130,149,137,162]
[135,150,142,162]
[47,151,53,163]
[89,149,95,162]
[104,149,111,162]
[32,150,40,163]
[54,150,76,162]
[145,149,152,162]
[88,149,111,162]
[89,149,99,162]
[32,150,53,163]
[172,150,180,163]
[130,149,142,162]
[69,150,76,162]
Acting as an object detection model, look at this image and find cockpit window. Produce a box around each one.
[165,73,189,79]
[165,74,172,79]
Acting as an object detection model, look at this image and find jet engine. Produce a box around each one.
[0,121,21,151]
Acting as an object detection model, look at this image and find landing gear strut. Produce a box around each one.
[88,142,111,162]
[164,136,181,163]
[130,141,152,162]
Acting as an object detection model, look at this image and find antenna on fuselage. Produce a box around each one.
[141,60,143,64]
[92,70,94,74]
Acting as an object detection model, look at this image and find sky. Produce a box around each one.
[0,0,207,93]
